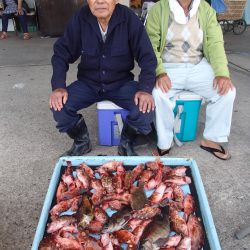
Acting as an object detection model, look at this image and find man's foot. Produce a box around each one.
[200,139,231,160]
[0,32,8,39]
[23,33,30,40]
[152,146,171,156]
[61,143,91,156]
[118,123,138,156]
[118,144,138,156]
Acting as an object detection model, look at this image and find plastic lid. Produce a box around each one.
[97,100,124,110]
[176,91,202,100]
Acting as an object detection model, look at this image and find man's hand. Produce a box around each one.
[49,88,68,111]
[213,76,234,96]
[134,91,155,113]
[156,73,172,93]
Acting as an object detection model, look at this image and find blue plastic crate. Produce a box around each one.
[174,93,202,142]
[32,156,221,250]
[97,101,129,146]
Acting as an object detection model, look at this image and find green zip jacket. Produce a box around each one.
[145,0,229,78]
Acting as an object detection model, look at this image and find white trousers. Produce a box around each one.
[152,58,236,149]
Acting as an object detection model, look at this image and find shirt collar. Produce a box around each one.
[84,4,125,40]
[169,0,200,24]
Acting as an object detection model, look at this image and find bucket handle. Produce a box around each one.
[115,113,123,135]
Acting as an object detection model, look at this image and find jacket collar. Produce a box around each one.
[106,4,125,36]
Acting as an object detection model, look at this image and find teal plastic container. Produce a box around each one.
[173,95,202,142]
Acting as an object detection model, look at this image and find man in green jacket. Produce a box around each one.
[146,0,236,160]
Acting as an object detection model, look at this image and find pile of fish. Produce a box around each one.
[39,160,205,250]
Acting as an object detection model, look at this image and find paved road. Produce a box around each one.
[0,28,249,249]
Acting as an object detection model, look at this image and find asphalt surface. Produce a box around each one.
[0,28,250,250]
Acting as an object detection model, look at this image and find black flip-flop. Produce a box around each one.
[200,144,231,160]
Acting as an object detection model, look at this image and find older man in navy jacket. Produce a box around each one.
[49,0,157,156]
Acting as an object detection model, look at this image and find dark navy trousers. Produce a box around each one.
[52,80,154,135]
[1,13,28,33]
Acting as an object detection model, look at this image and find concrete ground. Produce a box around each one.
[0,27,249,250]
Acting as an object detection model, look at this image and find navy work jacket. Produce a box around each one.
[51,4,157,94]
